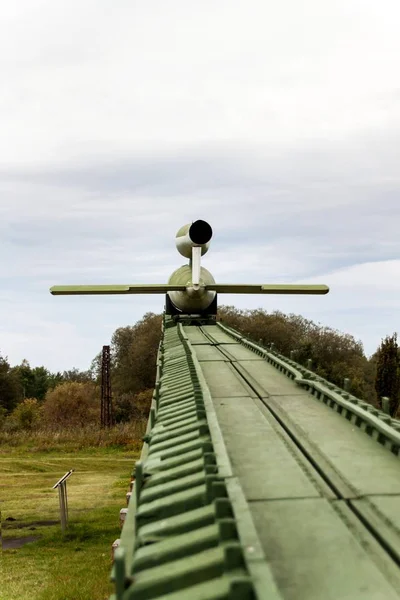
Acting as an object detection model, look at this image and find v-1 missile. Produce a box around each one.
[50,219,329,316]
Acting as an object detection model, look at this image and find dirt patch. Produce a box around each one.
[3,520,59,530]
[2,535,41,550]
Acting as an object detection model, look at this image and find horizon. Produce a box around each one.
[0,301,388,373]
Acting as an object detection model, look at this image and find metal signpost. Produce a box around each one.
[52,470,74,532]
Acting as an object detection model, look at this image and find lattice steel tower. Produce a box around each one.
[101,345,114,427]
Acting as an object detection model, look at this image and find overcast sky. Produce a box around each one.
[1,0,399,372]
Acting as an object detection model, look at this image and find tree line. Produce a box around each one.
[0,313,162,431]
[1,309,399,432]
[218,306,400,417]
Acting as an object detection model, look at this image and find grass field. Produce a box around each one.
[1,444,139,600]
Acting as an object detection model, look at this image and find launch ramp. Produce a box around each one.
[112,319,400,600]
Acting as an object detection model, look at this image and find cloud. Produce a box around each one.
[0,0,399,370]
[1,0,400,166]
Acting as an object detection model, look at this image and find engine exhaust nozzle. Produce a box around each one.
[176,220,213,259]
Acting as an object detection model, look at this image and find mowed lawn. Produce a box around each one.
[1,448,137,600]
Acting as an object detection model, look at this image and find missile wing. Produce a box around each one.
[51,283,329,296]
[50,284,186,295]
[50,220,329,316]
[207,284,329,295]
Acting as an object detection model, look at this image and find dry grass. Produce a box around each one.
[1,446,139,600]
[0,421,146,453]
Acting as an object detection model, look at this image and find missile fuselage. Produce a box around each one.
[168,265,216,313]
[168,220,216,314]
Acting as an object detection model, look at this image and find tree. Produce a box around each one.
[375,333,400,417]
[42,382,99,429]
[61,368,94,383]
[0,354,21,412]
[10,398,42,430]
[114,389,153,423]
[11,359,34,399]
[110,313,162,396]
[47,371,64,390]
[89,352,102,384]
[11,361,51,401]
[218,306,376,405]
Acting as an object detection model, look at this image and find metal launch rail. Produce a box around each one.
[111,318,400,600]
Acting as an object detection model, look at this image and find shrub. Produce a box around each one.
[42,382,100,429]
[114,388,153,423]
[9,398,42,430]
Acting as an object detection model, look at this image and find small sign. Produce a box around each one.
[52,470,74,531]
[52,469,74,489]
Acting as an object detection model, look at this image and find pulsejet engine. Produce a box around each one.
[50,219,329,317]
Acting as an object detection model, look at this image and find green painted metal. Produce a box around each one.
[188,323,400,598]
[50,220,329,314]
[216,322,400,441]
[168,265,216,312]
[50,283,329,297]
[208,284,329,295]
[113,319,400,599]
[50,284,186,295]
[112,318,281,600]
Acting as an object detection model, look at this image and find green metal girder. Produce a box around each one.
[112,318,281,600]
